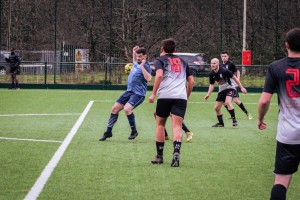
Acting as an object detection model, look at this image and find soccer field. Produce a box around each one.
[0,89,299,200]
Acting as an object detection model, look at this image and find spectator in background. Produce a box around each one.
[5,48,21,90]
[257,27,300,200]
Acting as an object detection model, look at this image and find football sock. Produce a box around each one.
[228,109,236,121]
[127,113,137,133]
[182,122,190,133]
[238,102,248,114]
[16,82,19,88]
[11,83,15,88]
[106,113,118,132]
[156,141,165,156]
[270,184,286,200]
[164,128,168,136]
[173,140,181,154]
[217,114,224,124]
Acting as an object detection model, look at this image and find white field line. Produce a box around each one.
[24,100,94,200]
[0,113,80,117]
[0,137,62,143]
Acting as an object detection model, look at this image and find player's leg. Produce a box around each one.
[99,91,129,141]
[224,90,238,126]
[151,99,171,164]
[154,111,169,140]
[11,72,16,89]
[270,141,300,200]
[170,99,187,167]
[124,93,145,140]
[182,122,193,142]
[212,101,224,127]
[233,95,252,120]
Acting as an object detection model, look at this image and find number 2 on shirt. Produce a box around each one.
[286,68,300,98]
[168,57,182,72]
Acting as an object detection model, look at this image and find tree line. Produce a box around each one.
[1,0,300,64]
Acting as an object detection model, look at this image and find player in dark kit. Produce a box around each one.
[221,52,252,120]
[99,46,152,141]
[204,58,247,127]
[149,38,194,167]
[258,28,300,200]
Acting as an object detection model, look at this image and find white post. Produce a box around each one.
[242,0,247,75]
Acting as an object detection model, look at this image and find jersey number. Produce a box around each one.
[168,58,182,72]
[286,68,300,98]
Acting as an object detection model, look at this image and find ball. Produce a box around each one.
[124,63,133,74]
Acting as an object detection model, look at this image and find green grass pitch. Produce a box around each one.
[0,89,299,200]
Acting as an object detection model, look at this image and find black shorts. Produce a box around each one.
[156,99,187,118]
[274,141,300,175]
[233,89,239,98]
[216,89,234,102]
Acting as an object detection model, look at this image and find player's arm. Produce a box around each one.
[148,69,163,103]
[140,60,152,82]
[186,75,194,99]
[186,65,194,99]
[204,84,214,101]
[236,69,240,80]
[132,46,139,63]
[257,92,273,130]
[232,75,247,94]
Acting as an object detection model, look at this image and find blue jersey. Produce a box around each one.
[127,61,151,96]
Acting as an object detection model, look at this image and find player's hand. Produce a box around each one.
[257,120,267,130]
[148,94,155,103]
[133,46,139,52]
[204,95,209,101]
[241,87,247,94]
[141,60,146,65]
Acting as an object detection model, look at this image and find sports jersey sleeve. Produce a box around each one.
[224,69,233,78]
[229,62,237,73]
[263,65,276,94]
[209,73,215,84]
[154,59,163,71]
[144,62,152,73]
[185,64,192,78]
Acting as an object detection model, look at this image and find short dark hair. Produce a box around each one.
[161,38,176,53]
[221,51,229,55]
[285,28,300,52]
[136,47,147,55]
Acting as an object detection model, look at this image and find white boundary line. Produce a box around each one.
[24,100,94,200]
[0,113,80,117]
[0,137,62,143]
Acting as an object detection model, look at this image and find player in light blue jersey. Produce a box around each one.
[99,46,152,141]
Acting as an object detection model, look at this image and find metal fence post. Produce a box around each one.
[44,62,47,86]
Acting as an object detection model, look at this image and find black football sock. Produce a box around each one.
[238,102,248,115]
[270,184,287,200]
[127,113,137,133]
[173,140,182,154]
[106,113,118,133]
[156,141,165,156]
[217,115,224,124]
[228,109,236,121]
[182,122,190,133]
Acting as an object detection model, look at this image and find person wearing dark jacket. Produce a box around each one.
[5,48,21,89]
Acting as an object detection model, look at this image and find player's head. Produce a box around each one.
[135,47,147,63]
[161,38,176,54]
[285,28,300,53]
[221,51,229,63]
[210,58,220,71]
[10,48,15,54]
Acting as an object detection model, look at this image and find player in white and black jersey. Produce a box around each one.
[258,28,300,200]
[149,38,194,167]
[221,52,252,120]
[204,58,247,127]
